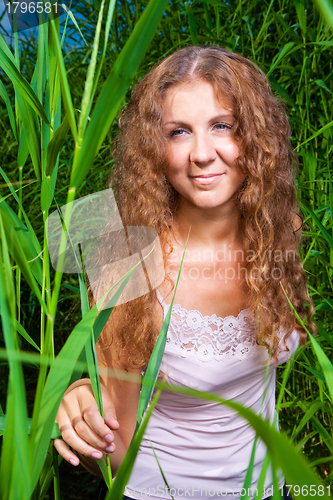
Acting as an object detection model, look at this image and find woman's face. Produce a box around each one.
[162,80,245,214]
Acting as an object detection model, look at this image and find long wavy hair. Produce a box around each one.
[97,45,315,369]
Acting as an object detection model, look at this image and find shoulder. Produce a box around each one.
[276,328,300,366]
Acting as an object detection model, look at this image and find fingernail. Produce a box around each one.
[105,444,115,453]
[104,434,113,443]
[69,459,78,466]
[91,451,102,459]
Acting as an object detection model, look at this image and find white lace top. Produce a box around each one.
[125,290,299,500]
[163,302,256,362]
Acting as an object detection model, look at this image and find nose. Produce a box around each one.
[189,134,217,165]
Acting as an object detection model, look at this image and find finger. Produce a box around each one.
[60,399,113,453]
[75,384,120,439]
[104,414,120,435]
[81,402,118,444]
[63,383,120,436]
[72,413,116,453]
[53,439,80,466]
[100,387,120,431]
[58,416,106,459]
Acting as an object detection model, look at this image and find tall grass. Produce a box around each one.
[0,0,332,498]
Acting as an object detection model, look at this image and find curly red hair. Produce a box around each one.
[97,45,315,369]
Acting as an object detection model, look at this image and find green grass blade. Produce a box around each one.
[0,197,43,281]
[0,39,51,127]
[136,237,187,429]
[52,444,61,500]
[0,33,18,64]
[135,316,169,429]
[17,128,30,170]
[315,0,333,30]
[76,263,113,487]
[300,202,333,249]
[307,336,333,403]
[0,201,47,313]
[292,400,323,441]
[15,90,42,182]
[0,414,61,439]
[102,0,116,58]
[0,382,17,497]
[15,321,41,351]
[0,216,30,498]
[266,42,295,77]
[31,13,48,106]
[49,18,77,141]
[0,79,18,140]
[86,0,117,126]
[241,437,259,499]
[186,2,198,45]
[60,3,88,46]
[293,0,306,35]
[296,361,326,381]
[280,385,333,455]
[270,461,280,500]
[315,78,333,97]
[329,169,333,239]
[316,324,333,349]
[46,115,70,176]
[0,167,43,261]
[150,441,175,500]
[269,76,299,110]
[296,120,333,149]
[78,0,105,138]
[253,454,271,499]
[106,382,165,500]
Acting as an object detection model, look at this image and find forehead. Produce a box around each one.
[162,80,233,120]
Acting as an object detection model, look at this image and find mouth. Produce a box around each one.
[190,173,225,185]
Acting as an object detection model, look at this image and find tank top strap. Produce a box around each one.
[155,288,168,309]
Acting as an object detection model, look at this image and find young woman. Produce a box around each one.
[54,46,314,500]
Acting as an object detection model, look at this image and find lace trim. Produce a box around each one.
[157,292,257,362]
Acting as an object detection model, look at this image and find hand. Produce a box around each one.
[54,382,120,466]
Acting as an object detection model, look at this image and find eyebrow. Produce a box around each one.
[163,114,235,126]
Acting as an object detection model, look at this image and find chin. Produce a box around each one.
[193,201,225,210]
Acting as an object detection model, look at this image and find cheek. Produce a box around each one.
[165,144,186,173]
[221,141,239,163]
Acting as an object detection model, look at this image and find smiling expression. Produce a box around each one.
[163,80,246,215]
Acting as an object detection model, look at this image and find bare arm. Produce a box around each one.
[54,346,141,477]
[54,288,163,476]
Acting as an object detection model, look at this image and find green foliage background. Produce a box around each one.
[0,0,332,498]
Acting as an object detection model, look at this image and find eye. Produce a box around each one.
[213,122,232,131]
[168,128,187,138]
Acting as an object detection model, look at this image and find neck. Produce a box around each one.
[172,199,243,250]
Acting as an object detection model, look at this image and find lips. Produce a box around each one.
[190,173,225,185]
